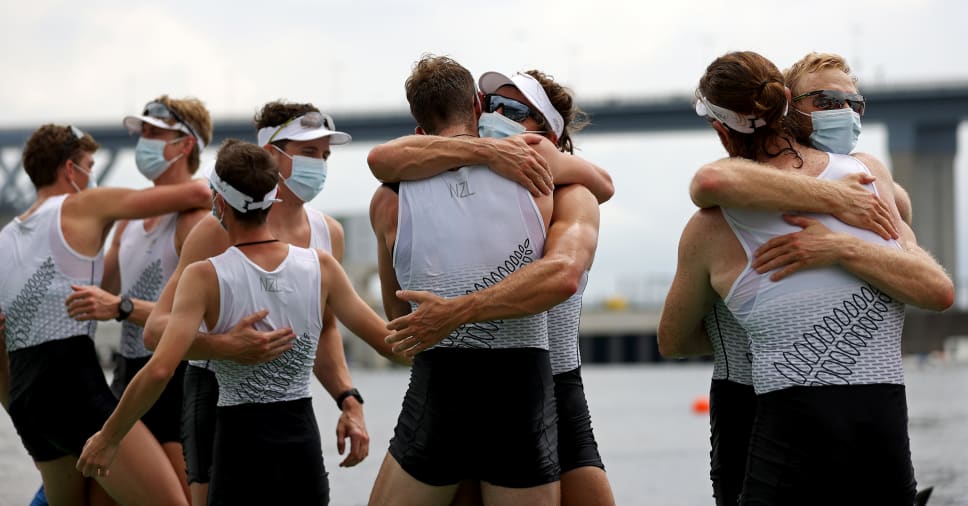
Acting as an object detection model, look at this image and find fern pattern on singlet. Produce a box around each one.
[218,331,319,406]
[120,259,165,358]
[414,238,548,350]
[749,283,905,394]
[5,257,57,349]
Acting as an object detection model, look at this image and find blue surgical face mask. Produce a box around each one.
[69,161,96,192]
[478,112,526,139]
[135,137,183,181]
[808,108,862,155]
[273,145,327,203]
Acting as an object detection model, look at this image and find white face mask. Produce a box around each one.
[478,111,526,139]
[69,160,96,192]
[272,145,328,203]
[807,108,862,154]
[135,136,184,181]
[477,112,545,139]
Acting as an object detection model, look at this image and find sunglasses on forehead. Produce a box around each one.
[484,94,545,125]
[266,111,335,143]
[68,125,85,140]
[792,89,866,116]
[143,101,201,140]
[61,125,85,156]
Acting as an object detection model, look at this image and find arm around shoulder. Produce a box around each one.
[86,179,212,224]
[538,141,614,203]
[368,135,489,182]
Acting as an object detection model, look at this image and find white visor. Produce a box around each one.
[256,112,352,146]
[695,95,766,134]
[209,169,280,213]
[478,71,565,140]
[123,115,206,151]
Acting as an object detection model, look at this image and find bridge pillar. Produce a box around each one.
[887,120,959,287]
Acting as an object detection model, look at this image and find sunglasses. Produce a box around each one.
[792,89,865,116]
[484,94,545,125]
[143,101,200,141]
[61,124,86,158]
[266,111,335,143]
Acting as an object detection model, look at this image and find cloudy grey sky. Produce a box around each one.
[3,0,967,125]
[3,0,967,304]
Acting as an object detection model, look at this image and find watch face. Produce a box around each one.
[120,298,134,314]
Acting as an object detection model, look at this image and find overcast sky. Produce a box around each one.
[2,0,967,304]
[3,0,967,125]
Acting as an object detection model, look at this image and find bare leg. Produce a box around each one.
[480,481,559,506]
[94,421,188,506]
[561,467,615,506]
[88,478,117,506]
[162,441,190,502]
[368,453,458,506]
[36,456,86,506]
[189,483,209,506]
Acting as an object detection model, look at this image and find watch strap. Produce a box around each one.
[335,388,363,410]
[116,295,134,322]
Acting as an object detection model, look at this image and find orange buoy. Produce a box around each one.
[692,394,710,414]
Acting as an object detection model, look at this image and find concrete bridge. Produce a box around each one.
[2,81,967,280]
[3,83,968,363]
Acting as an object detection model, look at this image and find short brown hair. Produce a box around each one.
[253,100,321,149]
[22,124,99,189]
[405,54,477,135]
[525,69,589,154]
[214,139,279,226]
[697,51,797,164]
[151,95,213,174]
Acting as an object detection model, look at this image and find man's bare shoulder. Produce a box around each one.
[180,214,231,263]
[370,185,399,218]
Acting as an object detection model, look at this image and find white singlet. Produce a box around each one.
[0,195,103,351]
[394,165,548,350]
[548,271,587,375]
[722,153,906,394]
[189,208,332,371]
[705,300,753,385]
[204,245,323,407]
[118,213,179,358]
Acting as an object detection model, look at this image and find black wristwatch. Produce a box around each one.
[335,388,363,410]
[116,295,134,322]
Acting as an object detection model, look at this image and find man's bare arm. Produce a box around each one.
[690,157,897,239]
[368,134,553,195]
[531,140,615,203]
[311,306,371,467]
[753,216,953,311]
[368,134,615,202]
[369,186,411,321]
[657,211,719,358]
[754,154,953,311]
[65,220,157,325]
[385,185,599,355]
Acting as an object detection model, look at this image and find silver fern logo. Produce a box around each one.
[120,259,164,358]
[6,257,57,349]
